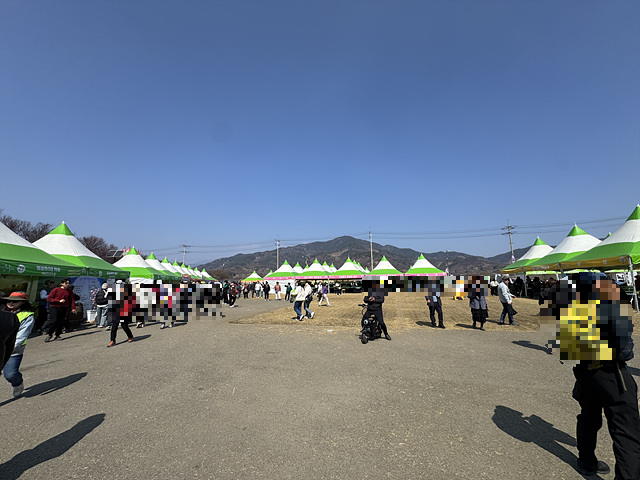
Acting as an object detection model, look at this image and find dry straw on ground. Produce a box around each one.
[230,293,548,332]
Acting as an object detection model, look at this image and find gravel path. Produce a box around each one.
[1,297,638,480]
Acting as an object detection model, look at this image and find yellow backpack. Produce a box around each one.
[558,299,614,362]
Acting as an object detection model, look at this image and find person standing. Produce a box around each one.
[274,282,281,300]
[468,286,488,330]
[498,277,518,326]
[227,282,237,308]
[1,292,35,397]
[544,273,640,478]
[108,284,134,346]
[263,281,271,301]
[94,282,109,328]
[0,310,20,372]
[426,294,445,329]
[45,279,76,342]
[254,282,262,299]
[284,283,292,302]
[36,280,54,333]
[318,283,331,306]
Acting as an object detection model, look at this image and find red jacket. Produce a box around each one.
[47,287,76,310]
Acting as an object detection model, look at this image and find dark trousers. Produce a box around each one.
[36,305,48,331]
[47,307,67,337]
[429,305,443,326]
[228,296,236,307]
[110,318,133,342]
[573,364,640,480]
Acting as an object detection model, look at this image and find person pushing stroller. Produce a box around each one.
[362,287,391,341]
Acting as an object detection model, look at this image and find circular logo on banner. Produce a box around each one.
[17,264,26,274]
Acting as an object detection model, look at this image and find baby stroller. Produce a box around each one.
[359,303,382,344]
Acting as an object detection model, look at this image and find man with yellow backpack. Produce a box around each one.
[541,272,639,479]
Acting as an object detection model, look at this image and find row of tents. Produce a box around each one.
[241,254,444,282]
[0,220,216,285]
[501,205,640,274]
[500,205,640,310]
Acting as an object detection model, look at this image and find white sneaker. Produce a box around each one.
[12,382,24,397]
[310,312,315,319]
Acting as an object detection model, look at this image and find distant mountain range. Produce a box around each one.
[199,236,531,280]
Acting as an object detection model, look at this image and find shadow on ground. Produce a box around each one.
[512,340,550,353]
[0,413,105,480]
[492,405,601,480]
[0,372,87,407]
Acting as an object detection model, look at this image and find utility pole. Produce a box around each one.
[276,238,280,269]
[180,244,191,264]
[369,231,374,271]
[501,220,516,261]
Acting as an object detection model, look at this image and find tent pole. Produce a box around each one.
[628,255,639,313]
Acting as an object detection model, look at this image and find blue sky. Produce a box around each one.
[1,1,638,265]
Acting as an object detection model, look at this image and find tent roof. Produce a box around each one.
[563,205,640,268]
[526,225,601,269]
[406,254,444,275]
[297,259,328,279]
[114,247,164,279]
[146,254,180,277]
[33,221,128,278]
[0,220,86,277]
[501,237,554,273]
[331,257,363,278]
[370,256,402,275]
[243,271,263,282]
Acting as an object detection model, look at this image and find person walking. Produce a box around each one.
[1,292,35,398]
[318,283,331,306]
[45,279,76,342]
[293,281,306,321]
[498,277,519,326]
[303,281,315,319]
[108,284,134,347]
[426,294,445,329]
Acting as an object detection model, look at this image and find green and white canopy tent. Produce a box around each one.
[200,269,216,281]
[298,259,328,279]
[321,261,332,273]
[161,258,181,275]
[265,260,297,280]
[172,261,188,277]
[145,253,181,280]
[526,225,601,273]
[243,271,263,282]
[114,247,164,283]
[563,206,640,270]
[0,220,85,280]
[331,257,363,279]
[501,237,554,274]
[369,256,402,276]
[33,221,128,279]
[292,262,304,275]
[405,254,445,276]
[329,263,337,273]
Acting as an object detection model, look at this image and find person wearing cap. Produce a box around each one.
[1,292,35,398]
[497,276,519,326]
[544,272,640,478]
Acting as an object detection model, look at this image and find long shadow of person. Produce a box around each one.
[0,413,105,480]
[492,406,603,479]
[628,366,640,377]
[512,340,550,353]
[0,373,87,407]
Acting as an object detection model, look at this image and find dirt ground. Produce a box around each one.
[230,293,545,331]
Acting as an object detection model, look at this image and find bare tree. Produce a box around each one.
[78,236,119,262]
[0,210,53,242]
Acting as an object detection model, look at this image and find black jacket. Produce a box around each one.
[95,289,108,306]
